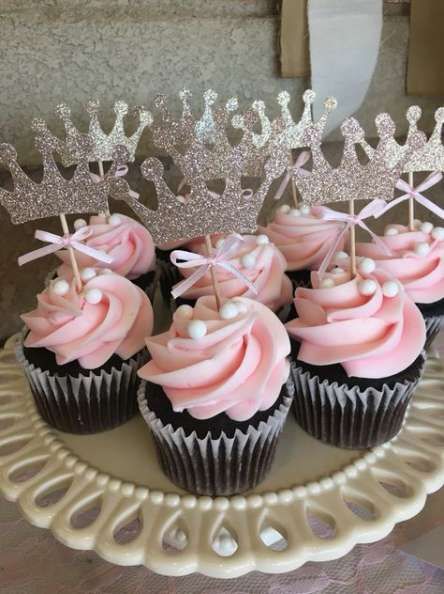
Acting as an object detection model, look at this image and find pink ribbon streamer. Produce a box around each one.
[18,227,113,267]
[170,234,259,298]
[273,151,311,202]
[314,199,391,274]
[90,165,140,200]
[376,172,444,219]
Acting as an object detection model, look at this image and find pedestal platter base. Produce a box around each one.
[0,334,443,578]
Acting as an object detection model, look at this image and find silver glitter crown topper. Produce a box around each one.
[110,146,285,245]
[361,105,444,173]
[292,110,426,205]
[0,132,128,224]
[31,100,152,167]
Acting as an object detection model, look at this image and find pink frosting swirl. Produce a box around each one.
[58,214,155,279]
[176,235,292,311]
[138,296,290,421]
[286,270,425,378]
[22,273,153,369]
[258,206,347,270]
[357,225,444,304]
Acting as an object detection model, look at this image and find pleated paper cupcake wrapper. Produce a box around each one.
[138,382,294,496]
[424,314,443,352]
[290,360,424,449]
[16,340,148,434]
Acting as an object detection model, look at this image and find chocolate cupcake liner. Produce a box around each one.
[158,259,181,305]
[287,269,312,292]
[289,359,424,449]
[16,340,148,434]
[131,269,158,303]
[423,314,443,352]
[138,382,293,496]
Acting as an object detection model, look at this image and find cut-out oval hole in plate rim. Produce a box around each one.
[162,525,189,552]
[378,479,413,499]
[0,415,18,431]
[343,496,378,521]
[212,527,239,557]
[70,497,103,530]
[8,458,48,484]
[114,514,143,545]
[259,525,289,551]
[306,508,337,540]
[0,436,32,457]
[35,479,73,508]
[404,457,436,473]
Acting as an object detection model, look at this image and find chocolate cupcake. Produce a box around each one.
[258,204,348,292]
[357,223,444,350]
[18,272,153,434]
[160,234,293,322]
[137,296,293,496]
[286,268,426,449]
[57,213,158,301]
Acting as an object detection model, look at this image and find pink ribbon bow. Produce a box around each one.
[170,234,259,299]
[273,151,311,202]
[376,171,444,219]
[18,227,113,267]
[314,199,391,274]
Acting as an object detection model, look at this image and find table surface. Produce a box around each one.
[1,333,443,594]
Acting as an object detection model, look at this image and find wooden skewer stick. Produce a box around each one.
[408,171,415,231]
[204,234,222,310]
[59,213,82,292]
[288,151,299,208]
[98,160,111,217]
[349,199,357,277]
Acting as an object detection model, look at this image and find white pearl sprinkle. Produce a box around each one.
[358,257,376,275]
[332,267,345,275]
[358,279,378,296]
[415,242,430,257]
[384,226,399,236]
[80,267,97,282]
[108,214,122,226]
[219,301,239,320]
[300,205,311,216]
[413,219,422,229]
[382,280,400,298]
[52,279,70,296]
[289,208,301,217]
[334,251,349,261]
[241,253,256,269]
[432,227,444,241]
[187,319,207,339]
[279,204,290,214]
[420,221,433,234]
[320,278,335,288]
[256,234,269,245]
[84,288,103,304]
[99,268,113,275]
[73,218,87,230]
[233,299,248,314]
[175,304,194,319]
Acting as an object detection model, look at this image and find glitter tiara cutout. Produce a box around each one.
[31,100,152,167]
[361,105,444,173]
[292,111,426,205]
[0,132,128,224]
[110,147,285,245]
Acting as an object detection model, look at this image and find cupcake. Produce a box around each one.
[286,268,426,449]
[160,234,293,319]
[357,223,444,350]
[57,214,157,300]
[137,296,293,496]
[258,204,348,290]
[17,271,153,434]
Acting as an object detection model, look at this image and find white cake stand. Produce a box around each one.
[0,334,443,578]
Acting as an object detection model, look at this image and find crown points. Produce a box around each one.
[0,143,17,163]
[375,113,396,138]
[203,89,217,105]
[31,118,47,134]
[407,105,422,124]
[226,97,238,112]
[277,91,290,107]
[141,157,164,180]
[341,118,364,142]
[303,89,316,104]
[435,107,444,124]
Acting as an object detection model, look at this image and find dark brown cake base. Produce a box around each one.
[17,342,148,435]
[138,381,294,496]
[289,340,425,449]
[417,298,444,351]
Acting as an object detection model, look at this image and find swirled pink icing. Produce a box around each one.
[258,207,347,270]
[286,270,425,378]
[57,214,155,279]
[22,273,153,369]
[357,225,444,304]
[138,296,290,421]
[176,235,292,311]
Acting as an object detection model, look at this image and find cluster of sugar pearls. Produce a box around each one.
[73,214,123,231]
[51,266,113,304]
[215,233,271,270]
[384,221,444,255]
[277,204,311,217]
[176,298,249,340]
